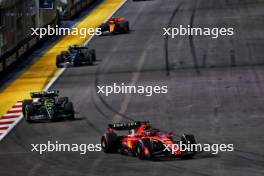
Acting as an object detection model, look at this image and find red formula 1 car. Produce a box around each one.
[101,121,197,160]
[99,17,130,35]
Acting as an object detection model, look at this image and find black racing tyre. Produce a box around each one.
[73,59,82,67]
[56,54,64,68]
[64,102,74,119]
[124,22,130,33]
[181,134,196,145]
[90,49,96,61]
[99,23,108,35]
[117,21,129,33]
[114,23,125,34]
[22,100,32,116]
[136,139,152,160]
[180,134,197,158]
[25,105,34,123]
[85,55,93,65]
[101,133,118,153]
[58,97,69,105]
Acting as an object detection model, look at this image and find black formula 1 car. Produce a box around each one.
[56,45,96,68]
[99,17,130,35]
[22,91,74,122]
[101,121,197,160]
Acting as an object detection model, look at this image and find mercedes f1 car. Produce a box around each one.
[22,91,75,122]
[99,17,130,35]
[56,45,96,68]
[101,121,197,160]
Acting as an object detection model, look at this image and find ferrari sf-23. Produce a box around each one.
[101,121,197,160]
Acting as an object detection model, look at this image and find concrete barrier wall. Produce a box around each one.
[61,0,97,19]
[0,17,58,77]
[0,0,98,77]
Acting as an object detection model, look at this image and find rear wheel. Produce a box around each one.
[101,133,118,153]
[136,139,152,160]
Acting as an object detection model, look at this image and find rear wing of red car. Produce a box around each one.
[108,121,149,131]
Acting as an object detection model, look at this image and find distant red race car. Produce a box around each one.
[101,121,197,160]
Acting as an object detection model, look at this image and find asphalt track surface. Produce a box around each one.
[1,0,264,175]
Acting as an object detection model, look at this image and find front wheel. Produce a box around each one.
[136,139,152,160]
[124,23,130,33]
[25,105,34,123]
[180,134,197,158]
[64,102,74,119]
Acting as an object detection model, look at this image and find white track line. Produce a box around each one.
[0,109,23,141]
[14,102,23,106]
[2,113,22,117]
[0,116,23,141]
[0,124,13,127]
[8,108,22,111]
[112,50,147,123]
[0,119,16,123]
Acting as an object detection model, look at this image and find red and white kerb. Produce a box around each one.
[0,101,23,141]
